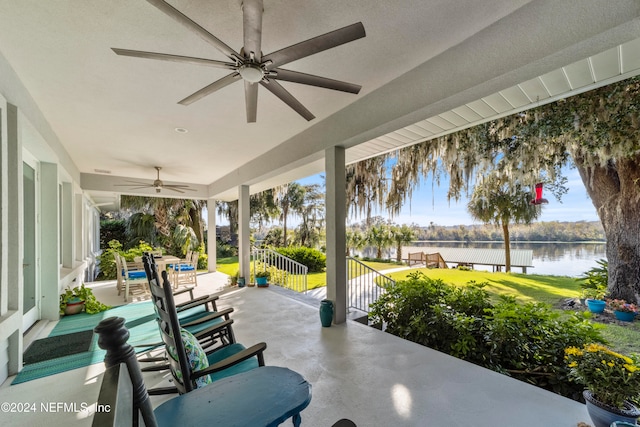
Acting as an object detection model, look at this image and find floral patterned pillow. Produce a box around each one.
[166,328,212,389]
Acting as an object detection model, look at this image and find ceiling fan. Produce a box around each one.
[112,0,366,122]
[115,167,196,194]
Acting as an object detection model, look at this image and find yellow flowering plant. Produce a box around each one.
[565,343,640,409]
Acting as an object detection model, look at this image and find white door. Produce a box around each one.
[22,153,40,330]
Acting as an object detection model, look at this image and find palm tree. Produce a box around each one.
[126,212,157,247]
[467,174,540,272]
[390,224,416,263]
[275,183,305,246]
[366,223,392,259]
[120,195,201,255]
[251,189,280,230]
[346,228,366,256]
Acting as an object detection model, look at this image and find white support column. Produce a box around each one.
[0,97,8,317]
[207,198,217,272]
[325,146,347,324]
[61,182,72,268]
[40,162,59,320]
[238,185,250,282]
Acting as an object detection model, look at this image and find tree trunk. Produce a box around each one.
[574,153,640,303]
[502,222,511,273]
[189,206,203,247]
[282,206,288,247]
[396,243,402,263]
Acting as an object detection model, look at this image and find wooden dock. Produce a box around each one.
[404,246,534,273]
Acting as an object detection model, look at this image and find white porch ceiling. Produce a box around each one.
[353,39,640,163]
[0,1,639,205]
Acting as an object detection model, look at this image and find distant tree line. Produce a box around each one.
[415,220,605,242]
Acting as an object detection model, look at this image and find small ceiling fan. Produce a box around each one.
[112,0,365,122]
[115,167,196,194]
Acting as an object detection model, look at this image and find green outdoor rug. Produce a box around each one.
[12,301,160,385]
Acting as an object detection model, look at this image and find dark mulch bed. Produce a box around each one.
[560,298,637,326]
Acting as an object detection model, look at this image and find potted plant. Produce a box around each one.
[607,299,638,322]
[255,270,270,287]
[565,344,640,427]
[583,285,607,313]
[59,284,110,316]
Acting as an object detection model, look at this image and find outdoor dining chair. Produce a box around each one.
[115,253,149,301]
[171,251,199,288]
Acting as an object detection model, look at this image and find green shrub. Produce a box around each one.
[197,252,208,270]
[368,271,605,400]
[96,240,123,280]
[483,297,604,398]
[96,240,154,280]
[275,246,326,273]
[369,272,492,361]
[577,258,608,290]
[100,219,126,248]
[121,241,154,261]
[217,240,237,257]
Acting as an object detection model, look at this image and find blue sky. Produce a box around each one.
[215,165,600,228]
[296,165,599,227]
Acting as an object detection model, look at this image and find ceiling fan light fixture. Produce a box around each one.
[114,1,365,121]
[238,63,264,83]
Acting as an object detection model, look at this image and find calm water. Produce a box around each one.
[361,241,607,277]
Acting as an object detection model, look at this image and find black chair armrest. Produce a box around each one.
[180,307,233,328]
[177,295,219,312]
[193,318,234,342]
[173,286,195,300]
[192,342,267,380]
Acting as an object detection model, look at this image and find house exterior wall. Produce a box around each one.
[0,52,100,384]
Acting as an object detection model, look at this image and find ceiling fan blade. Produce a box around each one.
[115,186,154,190]
[164,187,186,194]
[272,68,361,94]
[162,185,197,193]
[242,0,263,62]
[260,79,315,121]
[115,180,151,186]
[111,48,236,70]
[178,73,241,105]
[245,81,258,123]
[263,22,365,70]
[146,0,240,61]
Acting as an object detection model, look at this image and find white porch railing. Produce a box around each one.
[251,248,308,293]
[347,257,395,313]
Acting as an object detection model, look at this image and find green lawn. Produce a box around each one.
[215,256,326,290]
[216,257,637,354]
[217,258,582,305]
[385,268,581,305]
[216,256,239,276]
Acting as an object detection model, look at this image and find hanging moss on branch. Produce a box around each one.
[386,77,640,302]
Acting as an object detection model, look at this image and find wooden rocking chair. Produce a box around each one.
[92,317,312,427]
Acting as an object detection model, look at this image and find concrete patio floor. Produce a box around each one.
[0,272,591,426]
